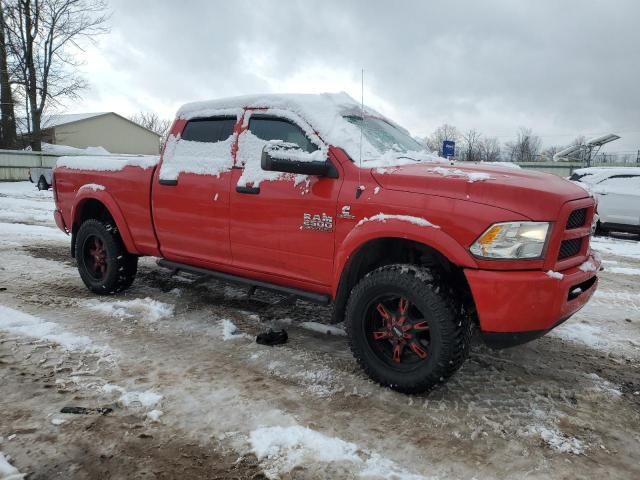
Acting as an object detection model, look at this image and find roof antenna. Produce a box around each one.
[356,68,364,199]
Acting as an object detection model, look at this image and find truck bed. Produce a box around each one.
[54,155,160,256]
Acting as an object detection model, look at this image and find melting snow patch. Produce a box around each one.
[101,384,162,408]
[591,237,640,260]
[585,373,622,397]
[250,425,427,479]
[50,417,66,426]
[0,452,24,480]
[79,183,105,192]
[550,322,606,349]
[429,167,495,183]
[605,266,640,276]
[57,155,159,172]
[83,298,174,322]
[522,425,585,455]
[546,270,564,280]
[220,319,249,340]
[146,410,164,422]
[299,322,346,336]
[357,213,440,229]
[0,305,95,351]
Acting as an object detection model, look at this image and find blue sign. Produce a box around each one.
[442,140,455,158]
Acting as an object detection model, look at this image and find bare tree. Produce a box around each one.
[460,129,481,162]
[0,2,17,148]
[423,124,459,157]
[505,127,542,162]
[3,0,108,150]
[129,111,172,140]
[479,136,501,162]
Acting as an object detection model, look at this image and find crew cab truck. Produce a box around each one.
[52,93,601,393]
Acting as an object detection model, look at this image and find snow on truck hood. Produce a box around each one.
[372,163,592,220]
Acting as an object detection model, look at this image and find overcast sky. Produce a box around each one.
[72,0,640,153]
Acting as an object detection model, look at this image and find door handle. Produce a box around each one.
[159,179,178,186]
[236,185,260,194]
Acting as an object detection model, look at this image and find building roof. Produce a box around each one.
[40,112,160,138]
[42,112,109,128]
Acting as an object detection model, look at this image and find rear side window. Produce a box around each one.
[181,117,236,143]
[248,117,317,152]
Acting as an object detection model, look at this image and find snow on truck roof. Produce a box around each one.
[177,92,439,166]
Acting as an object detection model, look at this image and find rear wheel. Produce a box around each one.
[37,176,49,190]
[345,265,469,394]
[76,219,138,294]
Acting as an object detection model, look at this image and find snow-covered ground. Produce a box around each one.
[0,181,639,479]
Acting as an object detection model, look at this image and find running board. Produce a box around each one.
[156,259,331,305]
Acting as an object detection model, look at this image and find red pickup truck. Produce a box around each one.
[52,93,600,393]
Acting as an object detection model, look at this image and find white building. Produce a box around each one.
[41,112,161,155]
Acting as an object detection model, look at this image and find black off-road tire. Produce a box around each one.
[76,219,138,294]
[37,176,49,191]
[345,264,470,394]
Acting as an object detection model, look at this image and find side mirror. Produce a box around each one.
[261,142,337,177]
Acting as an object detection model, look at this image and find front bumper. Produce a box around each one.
[465,251,601,348]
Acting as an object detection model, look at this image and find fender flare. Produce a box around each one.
[332,219,478,295]
[71,188,139,255]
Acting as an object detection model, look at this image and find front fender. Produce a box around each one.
[71,187,139,255]
[332,218,478,295]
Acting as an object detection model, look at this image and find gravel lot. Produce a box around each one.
[1,181,639,479]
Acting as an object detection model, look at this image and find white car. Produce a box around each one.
[570,167,640,234]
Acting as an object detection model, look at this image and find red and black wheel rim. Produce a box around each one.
[83,235,108,280]
[364,294,431,369]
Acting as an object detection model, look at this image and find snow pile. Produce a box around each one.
[0,305,94,351]
[299,322,346,336]
[41,142,110,155]
[83,298,174,322]
[79,183,105,192]
[356,213,440,229]
[219,319,249,340]
[0,452,24,480]
[250,425,427,479]
[578,260,598,272]
[56,155,159,172]
[523,425,585,454]
[158,134,235,181]
[428,167,495,183]
[546,270,564,280]
[101,384,162,408]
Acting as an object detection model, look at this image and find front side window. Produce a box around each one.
[181,117,236,143]
[248,117,317,153]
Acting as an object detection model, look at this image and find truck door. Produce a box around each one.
[152,116,238,268]
[229,112,342,287]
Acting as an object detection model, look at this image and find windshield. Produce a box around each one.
[343,116,426,154]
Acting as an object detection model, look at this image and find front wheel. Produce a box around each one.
[345,265,470,394]
[76,219,138,294]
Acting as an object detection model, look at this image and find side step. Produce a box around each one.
[156,259,331,305]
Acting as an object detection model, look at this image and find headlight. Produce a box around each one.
[470,222,551,259]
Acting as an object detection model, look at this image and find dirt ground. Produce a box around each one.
[1,183,639,479]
